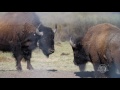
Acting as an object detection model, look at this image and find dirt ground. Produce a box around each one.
[0,69,95,78]
[0,42,94,78]
[0,70,78,78]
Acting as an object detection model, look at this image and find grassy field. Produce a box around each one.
[0,42,94,72]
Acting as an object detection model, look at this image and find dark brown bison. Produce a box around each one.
[70,23,120,78]
[0,12,56,71]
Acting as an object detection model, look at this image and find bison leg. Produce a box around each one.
[79,64,86,72]
[90,53,107,77]
[113,60,120,78]
[109,50,120,78]
[11,45,23,71]
[27,59,34,70]
[23,51,34,70]
[105,63,116,78]
[15,55,23,71]
[93,63,107,78]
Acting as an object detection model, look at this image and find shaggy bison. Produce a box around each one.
[70,23,120,78]
[0,12,56,71]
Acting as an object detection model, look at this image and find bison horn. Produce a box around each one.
[70,37,76,47]
[37,23,42,29]
[36,29,44,36]
[53,24,57,33]
[36,23,44,36]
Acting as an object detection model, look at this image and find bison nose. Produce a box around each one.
[48,49,54,54]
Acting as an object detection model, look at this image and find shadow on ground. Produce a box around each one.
[47,69,58,72]
[74,71,95,78]
[74,71,120,78]
[0,70,17,71]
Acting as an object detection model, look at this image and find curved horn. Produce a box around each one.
[37,23,42,29]
[70,37,76,47]
[36,23,43,36]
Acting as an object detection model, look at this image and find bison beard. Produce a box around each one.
[70,23,120,78]
[0,12,55,71]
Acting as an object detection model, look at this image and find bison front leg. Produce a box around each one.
[79,64,86,72]
[23,51,34,70]
[11,45,23,71]
[27,59,34,70]
[15,55,23,71]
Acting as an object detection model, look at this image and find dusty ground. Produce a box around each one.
[0,70,80,78]
[0,42,94,78]
[0,69,94,78]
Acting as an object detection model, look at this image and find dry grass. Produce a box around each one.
[0,42,94,72]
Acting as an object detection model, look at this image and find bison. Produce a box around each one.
[0,12,56,71]
[70,23,120,78]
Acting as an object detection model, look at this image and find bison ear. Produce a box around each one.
[70,37,76,47]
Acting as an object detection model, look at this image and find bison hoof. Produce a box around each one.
[17,67,22,71]
[27,66,34,70]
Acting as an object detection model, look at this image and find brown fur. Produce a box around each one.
[82,23,120,64]
[0,12,38,45]
[80,23,120,77]
[0,12,41,70]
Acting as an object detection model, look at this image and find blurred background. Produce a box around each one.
[0,12,120,42]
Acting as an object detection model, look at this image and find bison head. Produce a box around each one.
[70,37,89,66]
[36,24,56,57]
